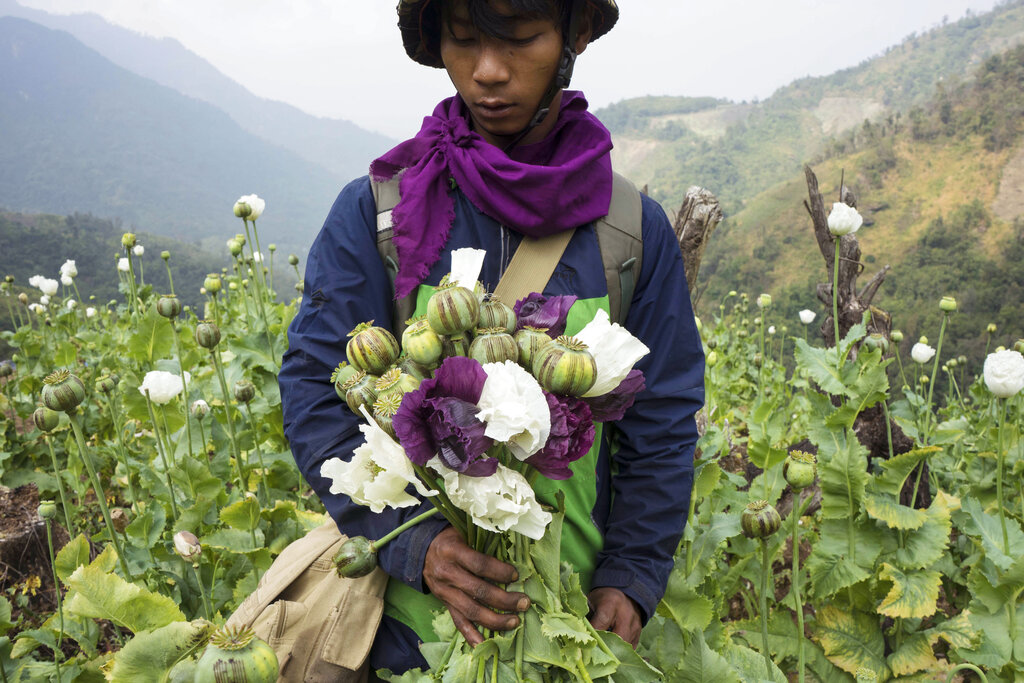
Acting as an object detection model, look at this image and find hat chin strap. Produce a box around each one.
[502,0,585,153]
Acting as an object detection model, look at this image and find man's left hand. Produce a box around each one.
[587,587,642,648]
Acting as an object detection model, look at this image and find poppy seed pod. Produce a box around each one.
[233,380,256,404]
[533,335,597,397]
[38,502,57,521]
[227,239,243,257]
[96,375,116,394]
[18,292,28,305]
[784,451,818,491]
[288,254,299,266]
[33,406,60,432]
[156,295,181,319]
[987,323,998,334]
[194,625,278,683]
[203,274,222,294]
[939,296,957,312]
[42,369,86,413]
[334,536,378,578]
[233,200,252,218]
[194,321,222,349]
[121,232,136,249]
[346,322,400,375]
[890,330,904,343]
[863,333,889,354]
[161,250,171,260]
[191,399,210,420]
[741,500,782,539]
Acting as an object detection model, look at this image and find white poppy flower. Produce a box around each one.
[799,309,816,324]
[85,307,97,318]
[827,203,863,236]
[436,463,551,540]
[28,303,44,314]
[236,194,265,220]
[60,274,73,287]
[39,295,50,306]
[768,325,776,335]
[133,245,144,256]
[574,309,650,397]
[66,299,76,310]
[449,248,486,291]
[477,360,550,459]
[31,276,58,296]
[911,342,936,364]
[321,406,436,513]
[138,370,191,405]
[60,260,77,278]
[252,252,263,263]
[117,258,130,272]
[984,349,1024,399]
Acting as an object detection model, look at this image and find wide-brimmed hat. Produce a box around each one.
[397,0,619,68]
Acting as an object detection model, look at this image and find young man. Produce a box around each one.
[278,0,704,674]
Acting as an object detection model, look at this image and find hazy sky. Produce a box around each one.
[17,0,1005,139]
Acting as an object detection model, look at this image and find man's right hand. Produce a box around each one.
[423,526,530,646]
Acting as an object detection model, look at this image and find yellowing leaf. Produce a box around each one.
[814,605,888,678]
[877,564,941,619]
[107,620,214,683]
[887,633,937,677]
[864,493,927,530]
[65,565,185,634]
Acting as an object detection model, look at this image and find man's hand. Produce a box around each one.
[588,587,642,648]
[423,526,530,646]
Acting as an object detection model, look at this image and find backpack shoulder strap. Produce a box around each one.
[596,172,644,326]
[371,177,417,337]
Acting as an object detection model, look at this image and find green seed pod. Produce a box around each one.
[96,375,116,394]
[334,536,378,579]
[402,316,443,366]
[706,350,719,367]
[268,244,277,252]
[374,368,419,402]
[737,329,749,338]
[752,353,763,368]
[3,275,12,284]
[373,393,403,439]
[515,326,551,371]
[33,406,60,432]
[42,369,86,413]
[469,328,519,365]
[288,254,299,266]
[191,400,210,420]
[194,625,278,683]
[440,334,470,358]
[194,321,222,349]
[987,323,998,334]
[232,200,252,219]
[741,500,782,539]
[347,321,400,375]
[427,282,480,335]
[156,295,182,319]
[227,239,243,257]
[161,250,171,261]
[863,333,889,354]
[533,335,597,397]
[478,297,516,334]
[957,355,967,365]
[331,362,360,400]
[783,451,818,491]
[342,371,379,415]
[121,232,136,249]
[706,338,718,350]
[939,296,957,312]
[756,293,772,309]
[233,380,256,404]
[38,502,57,520]
[203,274,222,294]
[1015,339,1024,354]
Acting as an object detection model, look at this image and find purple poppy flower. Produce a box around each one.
[584,369,646,423]
[393,356,497,475]
[513,293,577,338]
[526,392,595,480]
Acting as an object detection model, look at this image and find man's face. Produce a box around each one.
[440,0,563,147]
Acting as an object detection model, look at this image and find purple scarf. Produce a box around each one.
[370,91,614,298]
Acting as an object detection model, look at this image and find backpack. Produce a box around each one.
[371,172,644,335]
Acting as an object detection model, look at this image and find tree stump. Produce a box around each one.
[674,186,723,303]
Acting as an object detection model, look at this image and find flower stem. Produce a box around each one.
[68,412,133,580]
[922,312,949,444]
[759,538,773,679]
[45,436,75,536]
[125,253,140,317]
[191,562,213,621]
[211,348,244,493]
[143,392,179,521]
[372,509,440,550]
[163,260,175,296]
[103,393,139,513]
[44,517,64,681]
[832,238,842,371]
[946,663,989,683]
[242,404,271,505]
[791,494,805,683]
[170,322,196,463]
[881,400,895,460]
[996,398,1010,554]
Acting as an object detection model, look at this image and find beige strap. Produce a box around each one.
[492,229,576,308]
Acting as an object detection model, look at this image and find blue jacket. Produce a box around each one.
[279,175,704,671]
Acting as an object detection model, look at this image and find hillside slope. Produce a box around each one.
[0,17,343,254]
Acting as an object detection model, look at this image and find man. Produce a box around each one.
[278,0,704,674]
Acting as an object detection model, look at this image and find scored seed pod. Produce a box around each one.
[33,406,60,432]
[469,328,519,365]
[233,380,256,404]
[203,274,222,294]
[427,282,480,335]
[515,326,552,371]
[194,321,222,349]
[193,625,278,683]
[532,335,597,397]
[330,362,360,400]
[374,368,420,402]
[395,356,430,381]
[863,333,889,354]
[402,316,443,366]
[373,393,403,439]
[478,297,516,334]
[334,536,378,579]
[42,369,86,413]
[342,370,379,415]
[741,500,782,539]
[347,321,400,375]
[96,374,117,394]
[440,334,470,358]
[156,295,181,319]
[784,451,818,491]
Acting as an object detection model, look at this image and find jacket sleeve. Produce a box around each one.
[278,177,448,592]
[589,194,705,621]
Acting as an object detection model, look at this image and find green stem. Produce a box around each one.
[881,400,895,460]
[684,487,698,577]
[104,393,140,512]
[44,519,64,681]
[191,562,212,621]
[946,663,989,683]
[144,392,179,521]
[759,538,773,679]
[136,254,144,285]
[243,404,271,505]
[45,436,75,537]
[922,313,949,444]
[791,492,805,683]
[242,220,277,365]
[996,398,1009,554]
[125,253,140,317]
[68,412,133,580]
[197,419,208,460]
[159,408,177,469]
[895,346,910,394]
[211,349,245,494]
[164,260,175,295]
[170,322,195,463]
[373,509,441,551]
[832,238,842,372]
[436,633,462,675]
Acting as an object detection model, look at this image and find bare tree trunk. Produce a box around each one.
[674,186,723,302]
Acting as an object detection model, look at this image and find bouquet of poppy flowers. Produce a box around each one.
[321,249,661,682]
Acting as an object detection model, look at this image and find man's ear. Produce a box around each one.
[573,5,595,54]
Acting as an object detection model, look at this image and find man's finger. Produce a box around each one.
[588,598,615,631]
[455,544,519,584]
[448,605,484,647]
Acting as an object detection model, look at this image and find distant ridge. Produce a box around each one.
[0,0,394,182]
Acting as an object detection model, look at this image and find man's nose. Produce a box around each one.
[473,41,511,86]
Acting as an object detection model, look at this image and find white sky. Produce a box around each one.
[16,0,1004,139]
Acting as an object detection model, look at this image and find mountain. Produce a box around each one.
[596,0,1024,214]
[0,17,345,254]
[0,0,394,181]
